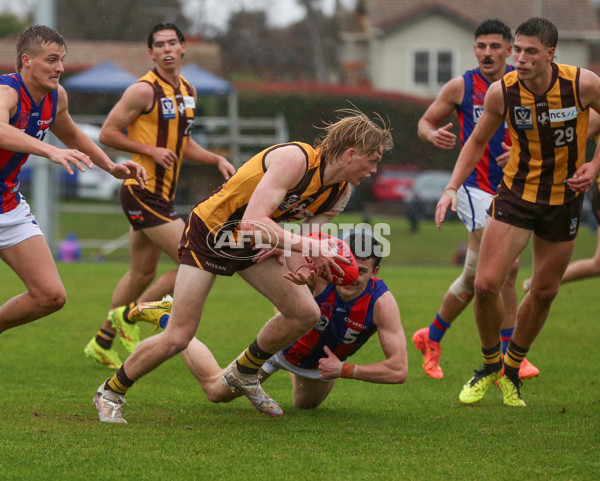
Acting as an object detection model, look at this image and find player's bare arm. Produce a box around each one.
[182,139,235,180]
[283,212,340,285]
[0,84,92,174]
[318,291,407,383]
[435,81,504,228]
[565,69,600,192]
[240,146,346,281]
[99,82,177,169]
[51,87,146,185]
[418,76,464,149]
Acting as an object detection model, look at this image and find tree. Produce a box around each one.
[216,6,341,83]
[0,12,26,38]
[55,0,189,40]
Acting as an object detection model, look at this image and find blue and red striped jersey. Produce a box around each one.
[281,278,388,369]
[457,66,513,195]
[0,73,58,213]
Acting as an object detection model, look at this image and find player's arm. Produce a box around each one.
[182,138,235,180]
[318,291,408,384]
[0,85,93,174]
[50,86,146,185]
[99,82,177,170]
[435,80,504,228]
[588,108,600,139]
[241,145,347,280]
[417,76,463,150]
[182,87,235,179]
[566,69,600,192]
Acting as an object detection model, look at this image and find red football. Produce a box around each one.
[305,232,359,286]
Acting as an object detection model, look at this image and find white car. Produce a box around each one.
[72,124,124,201]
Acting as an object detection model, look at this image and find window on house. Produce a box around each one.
[413,49,454,86]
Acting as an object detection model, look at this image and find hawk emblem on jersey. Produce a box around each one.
[537,112,549,126]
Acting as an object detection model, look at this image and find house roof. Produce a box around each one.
[359,0,600,40]
[0,37,224,78]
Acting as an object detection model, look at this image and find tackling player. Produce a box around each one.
[124,232,408,411]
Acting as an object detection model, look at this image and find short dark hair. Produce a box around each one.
[147,23,185,49]
[515,17,558,48]
[16,25,67,72]
[475,19,512,43]
[344,232,383,269]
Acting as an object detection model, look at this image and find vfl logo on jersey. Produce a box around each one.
[160,98,176,120]
[278,194,301,210]
[473,105,484,124]
[514,106,533,130]
[549,106,579,124]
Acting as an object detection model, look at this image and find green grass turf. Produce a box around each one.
[1,247,599,480]
[3,205,600,479]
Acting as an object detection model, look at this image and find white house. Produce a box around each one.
[338,0,600,98]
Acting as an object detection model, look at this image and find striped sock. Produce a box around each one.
[96,328,115,349]
[501,327,515,355]
[429,313,451,343]
[107,365,135,395]
[482,343,502,371]
[236,339,273,374]
[504,341,529,381]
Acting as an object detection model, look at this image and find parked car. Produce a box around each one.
[405,170,454,219]
[19,123,123,201]
[371,164,420,202]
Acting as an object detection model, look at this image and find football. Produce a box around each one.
[305,232,359,286]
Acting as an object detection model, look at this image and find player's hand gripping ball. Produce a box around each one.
[305,232,358,285]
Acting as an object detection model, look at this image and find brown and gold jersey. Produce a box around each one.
[190,142,349,235]
[502,63,589,205]
[124,69,195,202]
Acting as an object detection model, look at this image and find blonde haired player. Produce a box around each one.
[93,108,394,423]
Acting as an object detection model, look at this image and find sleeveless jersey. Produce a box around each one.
[458,66,513,195]
[501,63,588,205]
[124,69,195,202]
[0,73,58,213]
[188,142,349,250]
[281,278,388,369]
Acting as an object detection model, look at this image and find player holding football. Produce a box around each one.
[0,26,145,336]
[122,232,408,410]
[414,19,539,380]
[83,23,235,369]
[93,108,394,423]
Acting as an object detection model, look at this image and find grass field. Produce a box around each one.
[1,210,599,480]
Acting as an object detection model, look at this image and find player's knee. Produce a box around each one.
[164,329,195,355]
[281,300,320,331]
[130,269,157,289]
[449,248,477,302]
[474,275,501,299]
[528,283,559,306]
[35,287,67,313]
[297,302,321,329]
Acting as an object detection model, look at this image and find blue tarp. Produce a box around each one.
[180,64,235,96]
[63,61,137,93]
[64,62,234,96]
